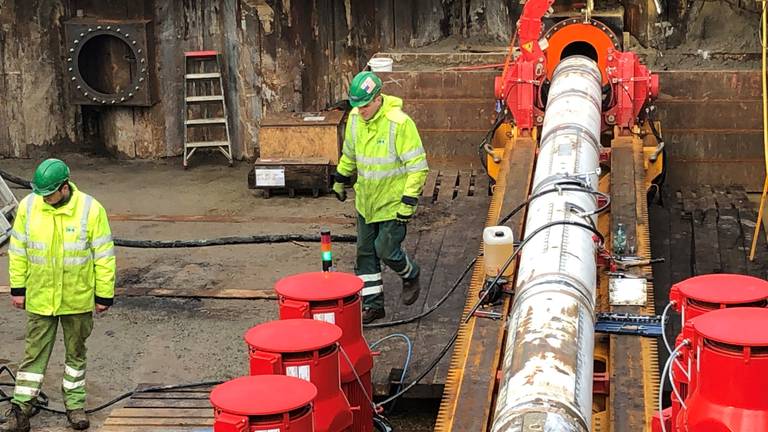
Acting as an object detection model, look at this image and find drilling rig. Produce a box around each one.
[436,1,666,430]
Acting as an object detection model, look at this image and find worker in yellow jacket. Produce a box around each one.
[332,71,429,324]
[2,159,116,432]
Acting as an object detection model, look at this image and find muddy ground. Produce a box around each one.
[0,155,436,431]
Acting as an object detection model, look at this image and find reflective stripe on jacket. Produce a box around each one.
[8,182,116,315]
[337,94,429,223]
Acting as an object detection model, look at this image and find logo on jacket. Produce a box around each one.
[377,138,386,146]
[66,226,76,234]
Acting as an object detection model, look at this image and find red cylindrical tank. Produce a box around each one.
[275,272,373,432]
[245,319,353,432]
[677,307,768,431]
[210,375,317,432]
[670,274,768,322]
[667,273,768,426]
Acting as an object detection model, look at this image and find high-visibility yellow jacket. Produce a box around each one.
[336,95,429,223]
[8,183,116,316]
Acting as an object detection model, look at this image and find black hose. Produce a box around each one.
[0,169,32,189]
[364,256,477,329]
[114,234,356,248]
[477,109,507,176]
[0,367,223,416]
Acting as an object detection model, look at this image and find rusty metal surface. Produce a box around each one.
[435,132,537,432]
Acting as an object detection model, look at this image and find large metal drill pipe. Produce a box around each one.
[491,56,602,432]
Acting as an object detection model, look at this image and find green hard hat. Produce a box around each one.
[32,158,70,196]
[348,71,382,108]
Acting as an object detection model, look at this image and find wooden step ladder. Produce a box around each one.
[183,50,233,168]
[0,176,19,244]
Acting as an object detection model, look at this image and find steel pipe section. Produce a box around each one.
[491,56,603,432]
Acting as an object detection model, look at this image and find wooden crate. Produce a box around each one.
[248,158,332,198]
[258,111,345,164]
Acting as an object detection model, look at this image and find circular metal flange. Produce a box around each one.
[67,26,147,104]
[543,17,621,49]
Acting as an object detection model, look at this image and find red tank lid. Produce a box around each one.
[692,307,768,347]
[210,375,317,416]
[675,274,768,304]
[275,272,363,301]
[244,319,342,353]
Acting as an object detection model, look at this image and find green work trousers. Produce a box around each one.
[12,312,94,414]
[355,213,420,310]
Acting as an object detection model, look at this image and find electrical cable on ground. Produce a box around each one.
[0,169,32,189]
[114,234,356,248]
[0,364,221,416]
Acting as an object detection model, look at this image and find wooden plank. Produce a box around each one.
[718,206,748,275]
[437,171,458,203]
[421,170,439,203]
[100,427,208,432]
[118,287,277,300]
[103,417,213,426]
[131,392,210,400]
[436,137,536,431]
[656,101,760,131]
[657,70,761,101]
[391,226,445,320]
[459,170,472,198]
[425,196,488,387]
[407,100,495,131]
[108,408,212,418]
[377,71,497,99]
[125,398,213,409]
[692,186,722,275]
[739,207,768,279]
[609,137,647,432]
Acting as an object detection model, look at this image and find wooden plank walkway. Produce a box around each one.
[366,169,490,399]
[100,385,213,432]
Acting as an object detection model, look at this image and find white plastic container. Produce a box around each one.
[483,226,515,278]
[368,57,393,72]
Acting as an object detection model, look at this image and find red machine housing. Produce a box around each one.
[245,319,353,432]
[669,274,768,414]
[494,0,659,133]
[275,272,373,432]
[210,375,316,432]
[677,308,768,431]
[653,274,768,432]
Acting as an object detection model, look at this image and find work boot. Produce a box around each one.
[66,409,89,430]
[401,276,421,306]
[1,405,30,432]
[362,307,386,324]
